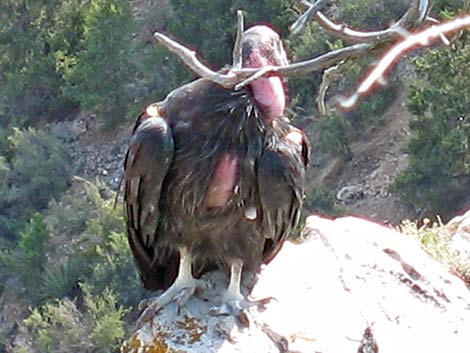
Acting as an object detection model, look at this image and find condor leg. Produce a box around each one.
[211,259,272,319]
[138,247,202,324]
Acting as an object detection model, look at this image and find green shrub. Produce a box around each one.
[39,180,142,307]
[392,34,470,216]
[47,195,96,238]
[7,128,72,209]
[287,22,333,114]
[431,0,468,15]
[169,0,293,68]
[286,1,402,155]
[0,0,81,124]
[0,128,8,155]
[317,114,353,160]
[133,43,193,104]
[85,230,143,307]
[63,0,136,128]
[24,287,128,353]
[1,0,137,127]
[14,214,50,291]
[304,187,341,216]
[0,128,72,240]
[40,260,82,302]
[337,0,408,28]
[80,202,143,307]
[84,287,129,352]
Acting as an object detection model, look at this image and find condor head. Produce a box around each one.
[241,25,289,122]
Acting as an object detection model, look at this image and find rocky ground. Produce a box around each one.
[332,87,417,224]
[48,112,131,193]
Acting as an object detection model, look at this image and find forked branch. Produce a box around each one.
[235,42,372,90]
[153,0,435,94]
[337,15,470,110]
[291,0,428,42]
[153,32,241,88]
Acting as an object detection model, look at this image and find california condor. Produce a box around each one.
[124,25,310,320]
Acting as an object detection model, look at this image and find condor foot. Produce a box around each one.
[209,291,273,327]
[137,278,205,327]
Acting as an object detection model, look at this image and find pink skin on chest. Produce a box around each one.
[204,154,239,208]
[204,49,286,208]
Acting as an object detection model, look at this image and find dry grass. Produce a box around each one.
[398,217,470,287]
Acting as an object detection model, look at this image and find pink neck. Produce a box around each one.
[245,50,286,122]
[250,77,285,122]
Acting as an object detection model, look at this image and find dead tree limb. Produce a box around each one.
[151,0,469,112]
[338,15,470,110]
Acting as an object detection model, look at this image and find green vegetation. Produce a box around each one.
[392,33,469,217]
[36,181,143,307]
[63,0,135,128]
[287,0,403,163]
[0,181,141,352]
[0,0,136,128]
[0,0,79,125]
[304,187,341,216]
[0,128,72,240]
[24,287,128,353]
[169,0,293,67]
[14,214,50,290]
[336,0,409,27]
[400,218,470,285]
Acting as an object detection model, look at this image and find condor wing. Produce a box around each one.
[257,126,310,264]
[124,109,174,290]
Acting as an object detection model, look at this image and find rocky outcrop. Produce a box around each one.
[121,214,470,353]
[48,116,129,191]
[448,209,470,284]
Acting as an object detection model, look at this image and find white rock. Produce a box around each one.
[122,215,470,353]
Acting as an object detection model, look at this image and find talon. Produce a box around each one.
[136,306,157,328]
[209,296,273,317]
[135,248,207,324]
[138,297,155,311]
[138,298,148,311]
[208,298,255,329]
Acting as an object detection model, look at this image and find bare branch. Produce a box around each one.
[232,10,244,69]
[316,64,344,115]
[234,66,277,90]
[292,0,428,43]
[313,12,410,42]
[234,42,372,89]
[155,25,373,91]
[290,0,329,34]
[154,32,240,88]
[153,0,430,87]
[337,15,470,110]
[397,0,429,29]
[238,0,430,85]
[278,42,372,76]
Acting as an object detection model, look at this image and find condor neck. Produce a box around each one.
[250,75,285,123]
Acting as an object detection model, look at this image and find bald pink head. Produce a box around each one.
[241,26,288,122]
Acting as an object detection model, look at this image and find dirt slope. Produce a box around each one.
[308,83,417,225]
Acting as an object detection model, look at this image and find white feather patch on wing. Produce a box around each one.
[146,104,160,117]
[286,131,303,145]
[245,206,258,220]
